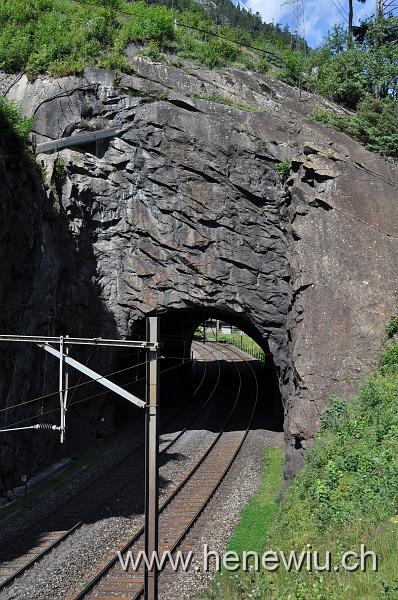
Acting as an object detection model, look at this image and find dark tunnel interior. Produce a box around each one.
[107,308,284,437]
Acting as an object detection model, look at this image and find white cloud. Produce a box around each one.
[247,0,376,47]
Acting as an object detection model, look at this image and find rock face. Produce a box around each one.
[0,58,397,486]
[0,113,122,492]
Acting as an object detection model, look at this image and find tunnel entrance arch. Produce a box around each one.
[145,307,284,432]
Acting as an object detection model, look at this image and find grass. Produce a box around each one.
[0,97,33,145]
[205,341,398,600]
[196,327,264,357]
[205,448,285,599]
[0,0,281,78]
[0,441,110,524]
[227,448,285,556]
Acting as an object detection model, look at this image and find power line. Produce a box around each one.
[66,348,94,408]
[0,358,150,415]
[0,424,62,433]
[335,0,349,18]
[66,0,279,59]
[0,358,193,431]
[281,0,306,50]
[330,0,350,23]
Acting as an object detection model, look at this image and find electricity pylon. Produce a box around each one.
[281,0,305,52]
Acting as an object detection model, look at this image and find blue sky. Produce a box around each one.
[246,0,386,47]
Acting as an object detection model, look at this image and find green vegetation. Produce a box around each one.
[205,448,285,600]
[53,156,67,185]
[227,448,285,556]
[275,158,292,183]
[206,341,398,599]
[0,97,33,145]
[386,314,398,338]
[0,1,397,156]
[306,21,398,156]
[0,441,109,524]
[311,96,398,156]
[0,0,283,77]
[195,325,265,360]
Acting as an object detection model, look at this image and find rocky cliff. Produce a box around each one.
[1,57,397,486]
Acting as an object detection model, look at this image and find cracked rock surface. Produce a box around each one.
[0,58,397,484]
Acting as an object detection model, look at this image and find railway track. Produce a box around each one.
[0,342,220,593]
[65,342,259,600]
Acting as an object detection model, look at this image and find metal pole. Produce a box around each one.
[59,336,65,444]
[59,337,69,444]
[144,317,159,600]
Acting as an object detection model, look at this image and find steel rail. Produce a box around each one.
[65,342,228,599]
[0,344,216,592]
[68,343,252,600]
[134,342,259,599]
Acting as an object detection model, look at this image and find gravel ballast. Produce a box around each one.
[0,425,224,600]
[0,349,284,600]
[158,428,284,600]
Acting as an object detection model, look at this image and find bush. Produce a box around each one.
[0,97,33,144]
[0,0,178,76]
[208,341,398,599]
[255,55,269,74]
[53,156,66,186]
[379,342,398,374]
[275,158,291,183]
[115,2,175,50]
[386,314,398,338]
[347,96,398,156]
[311,97,398,157]
[0,0,271,76]
[201,38,240,67]
[278,47,308,86]
[313,47,367,109]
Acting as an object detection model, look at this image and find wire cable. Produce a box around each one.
[65,348,94,408]
[330,0,350,23]
[0,358,194,430]
[66,0,279,59]
[0,357,150,415]
[0,424,62,433]
[334,0,349,18]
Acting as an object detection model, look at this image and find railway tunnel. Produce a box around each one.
[0,311,284,587]
[110,307,284,439]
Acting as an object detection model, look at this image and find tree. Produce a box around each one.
[348,0,367,46]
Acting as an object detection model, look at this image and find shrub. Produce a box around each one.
[207,341,398,599]
[386,314,398,338]
[115,2,175,50]
[379,342,398,374]
[53,156,66,186]
[313,47,367,109]
[255,55,269,74]
[194,38,241,68]
[275,157,291,183]
[0,97,33,144]
[311,105,340,128]
[278,47,308,86]
[311,96,398,157]
[347,96,398,156]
